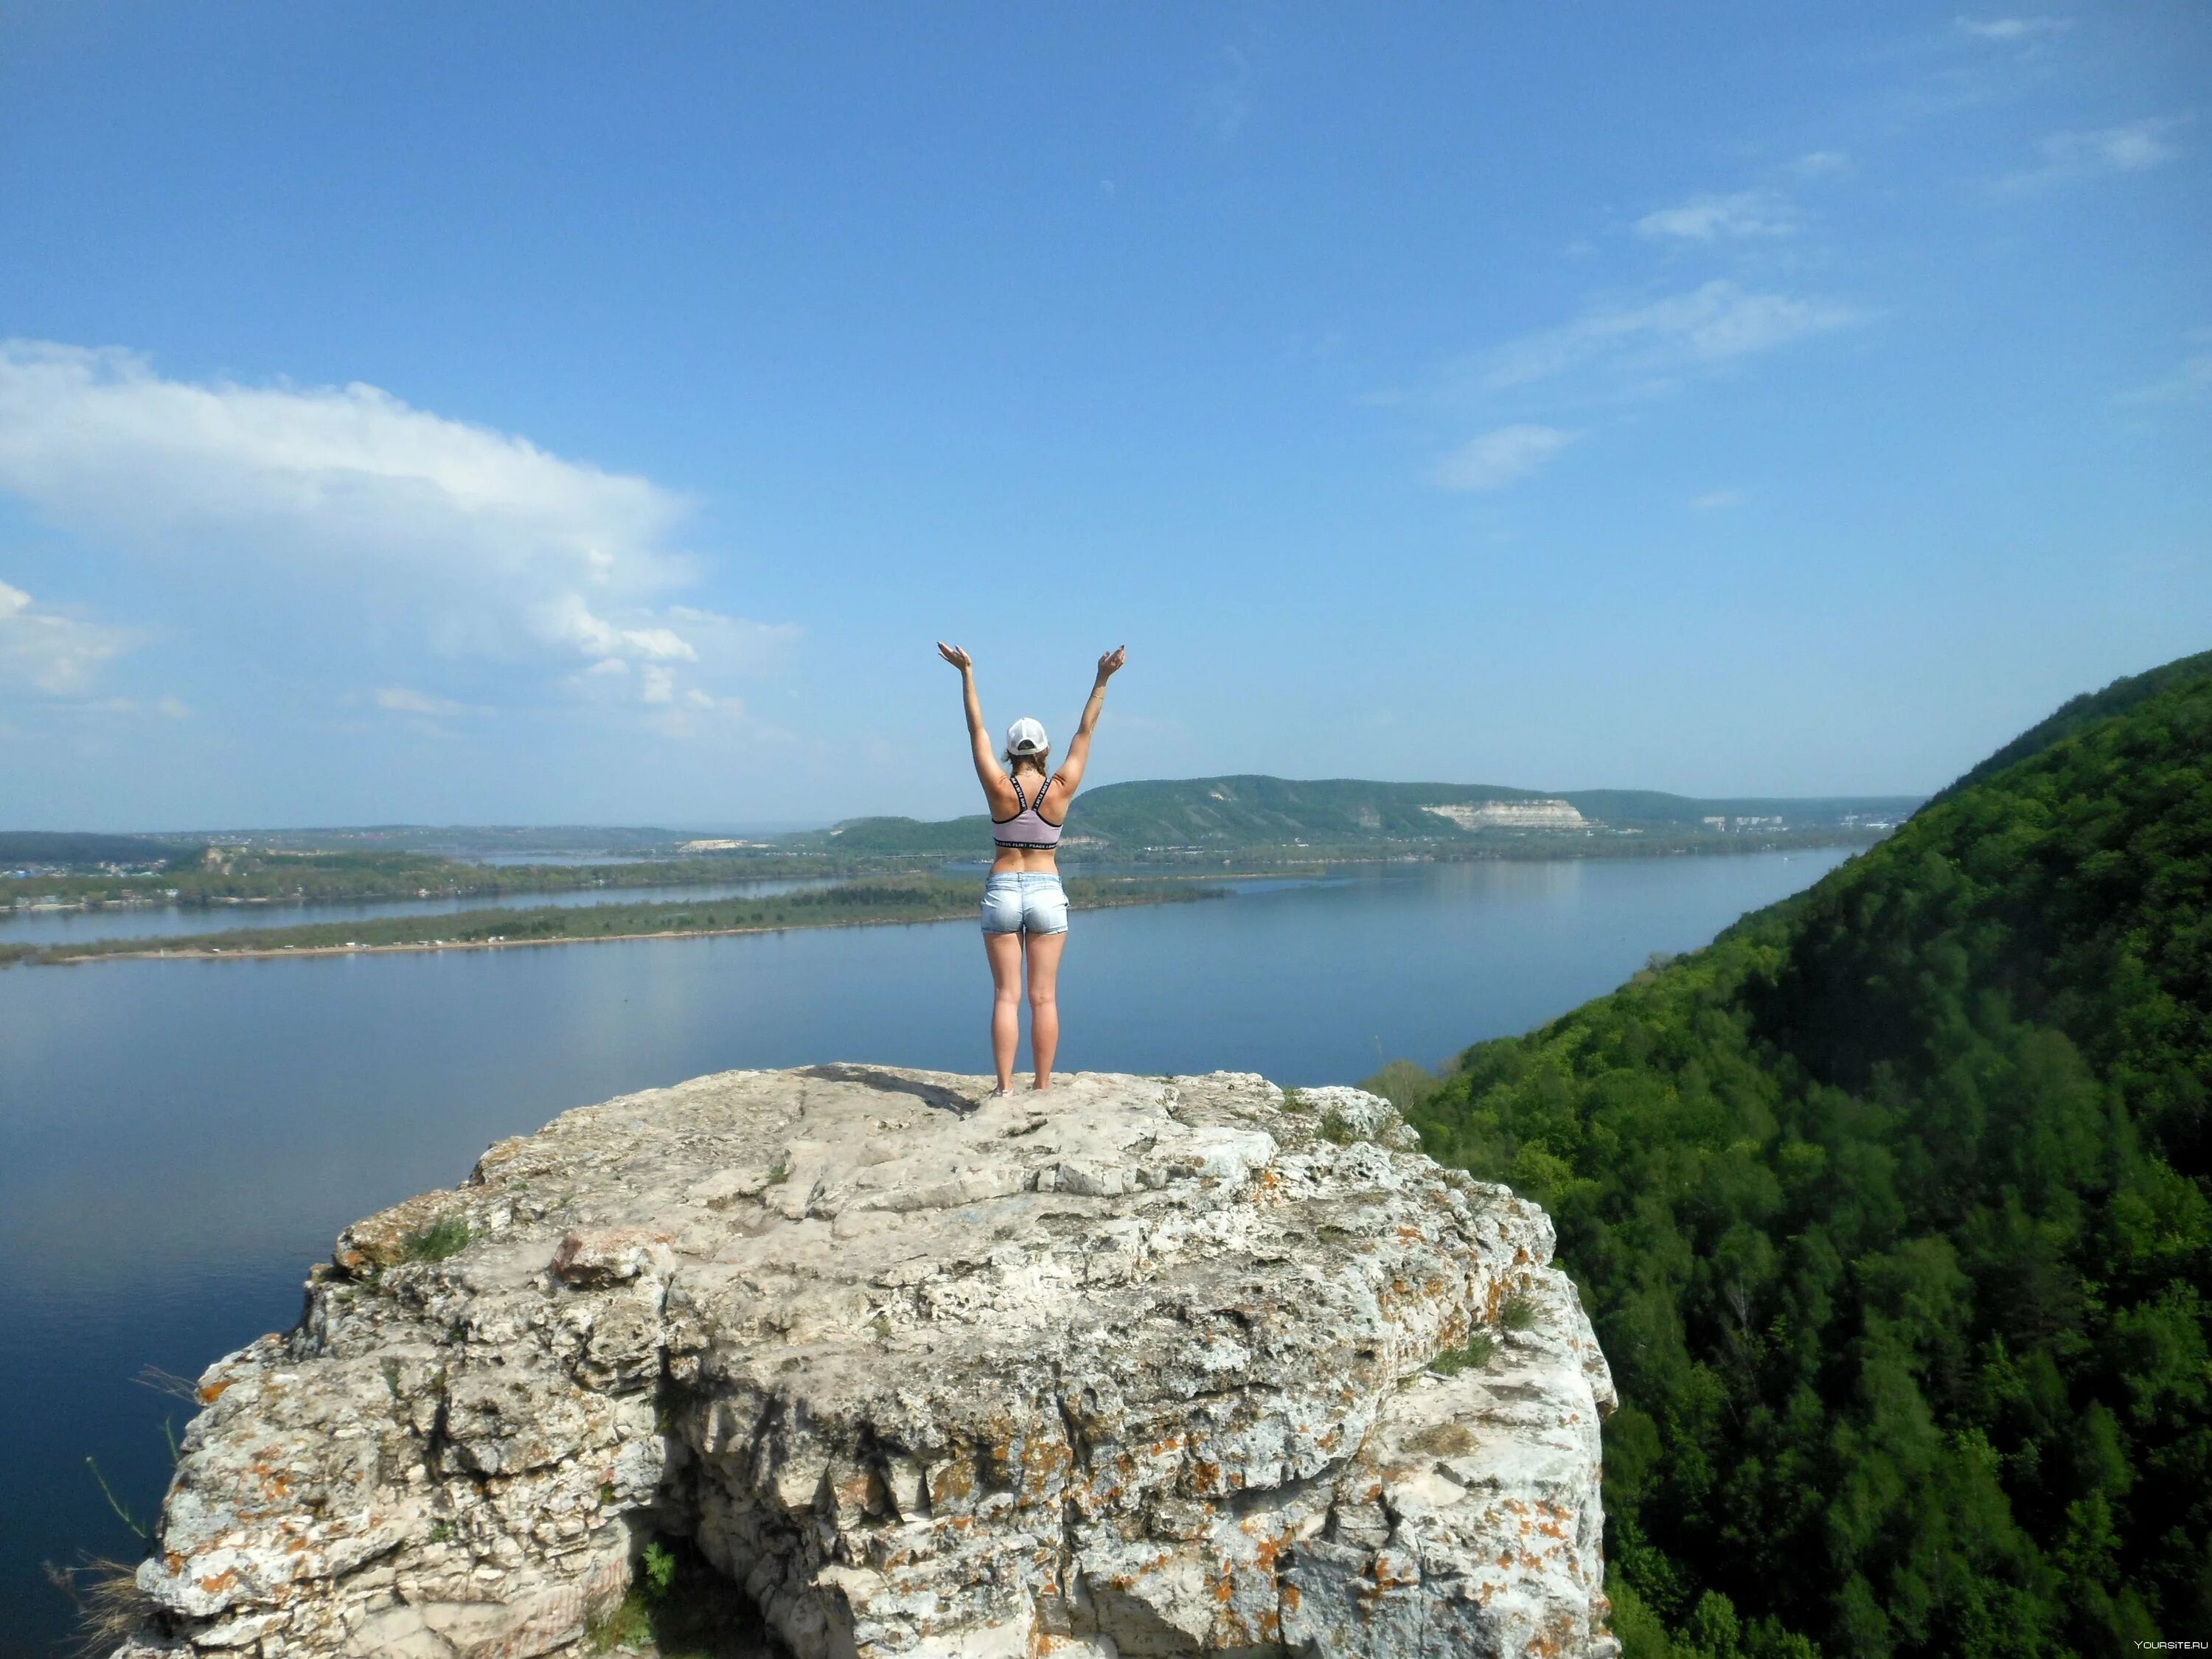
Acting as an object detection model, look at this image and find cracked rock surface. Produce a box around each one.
[119,1066,1618,1658]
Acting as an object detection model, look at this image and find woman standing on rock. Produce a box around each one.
[936,641,1127,1096]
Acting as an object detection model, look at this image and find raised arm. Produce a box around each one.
[1051,645,1126,797]
[937,642,1016,808]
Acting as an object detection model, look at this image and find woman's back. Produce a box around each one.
[990,768,1065,872]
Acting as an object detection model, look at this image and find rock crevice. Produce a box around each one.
[121,1068,1618,1658]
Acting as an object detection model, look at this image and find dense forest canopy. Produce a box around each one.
[1928,647,2212,807]
[1392,651,2211,1658]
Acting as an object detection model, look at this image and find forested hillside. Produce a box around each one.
[1930,647,2212,805]
[1398,653,2211,1658]
[992,775,1917,847]
[0,830,181,867]
[792,777,1920,858]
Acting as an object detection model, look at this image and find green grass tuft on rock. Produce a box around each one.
[401,1216,471,1263]
[1429,1332,1498,1377]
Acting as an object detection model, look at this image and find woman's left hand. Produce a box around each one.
[937,641,973,671]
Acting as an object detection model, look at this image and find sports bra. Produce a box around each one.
[993,775,1065,850]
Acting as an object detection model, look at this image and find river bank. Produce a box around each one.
[0,876,1220,967]
[4,826,1891,932]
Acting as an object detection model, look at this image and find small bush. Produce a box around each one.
[586,1537,777,1658]
[1361,1057,1449,1115]
[1430,1332,1498,1377]
[643,1540,678,1598]
[1318,1109,1357,1146]
[402,1215,471,1262]
[1500,1293,1537,1332]
[587,1590,655,1653]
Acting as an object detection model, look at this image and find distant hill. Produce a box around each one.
[0,831,184,868]
[803,816,985,856]
[1397,647,2212,1655]
[15,780,1926,871]
[1068,776,1919,846]
[787,776,1921,858]
[171,824,712,855]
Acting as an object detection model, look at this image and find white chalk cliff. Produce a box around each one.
[119,1066,1618,1658]
[1419,801,1587,832]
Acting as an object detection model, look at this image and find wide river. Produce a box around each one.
[0,848,1851,1648]
[0,875,835,947]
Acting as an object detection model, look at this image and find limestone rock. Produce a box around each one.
[118,1067,1618,1658]
[1290,1086,1423,1152]
[1419,800,1587,832]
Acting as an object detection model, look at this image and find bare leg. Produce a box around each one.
[1025,930,1066,1091]
[984,931,1023,1093]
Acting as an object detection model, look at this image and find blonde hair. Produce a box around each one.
[1004,745,1051,776]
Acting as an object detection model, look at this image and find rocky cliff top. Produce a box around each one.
[123,1066,1617,1659]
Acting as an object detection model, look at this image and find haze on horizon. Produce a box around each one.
[1,4,2205,832]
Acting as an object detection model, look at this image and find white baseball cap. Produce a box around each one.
[1006,717,1049,757]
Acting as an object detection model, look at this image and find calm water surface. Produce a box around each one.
[0,849,1851,1646]
[0,877,835,947]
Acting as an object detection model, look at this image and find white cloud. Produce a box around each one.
[1481,281,1860,391]
[1956,15,2073,40]
[1197,44,1256,140]
[1791,151,1852,178]
[375,686,463,716]
[533,592,697,664]
[67,694,189,718]
[0,578,132,696]
[2005,118,2185,187]
[1432,425,1577,491]
[1636,190,1797,241]
[639,685,751,740]
[2117,338,2212,406]
[1690,489,1745,510]
[0,341,796,713]
[2045,119,2181,171]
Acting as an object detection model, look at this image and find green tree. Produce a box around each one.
[1387,650,2212,1657]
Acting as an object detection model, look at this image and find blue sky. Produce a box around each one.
[1,4,2205,830]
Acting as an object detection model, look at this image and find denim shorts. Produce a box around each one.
[981,872,1068,936]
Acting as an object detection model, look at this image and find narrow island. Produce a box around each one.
[0,875,1222,967]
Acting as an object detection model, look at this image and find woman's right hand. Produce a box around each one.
[936,641,973,672]
[1096,644,1127,681]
